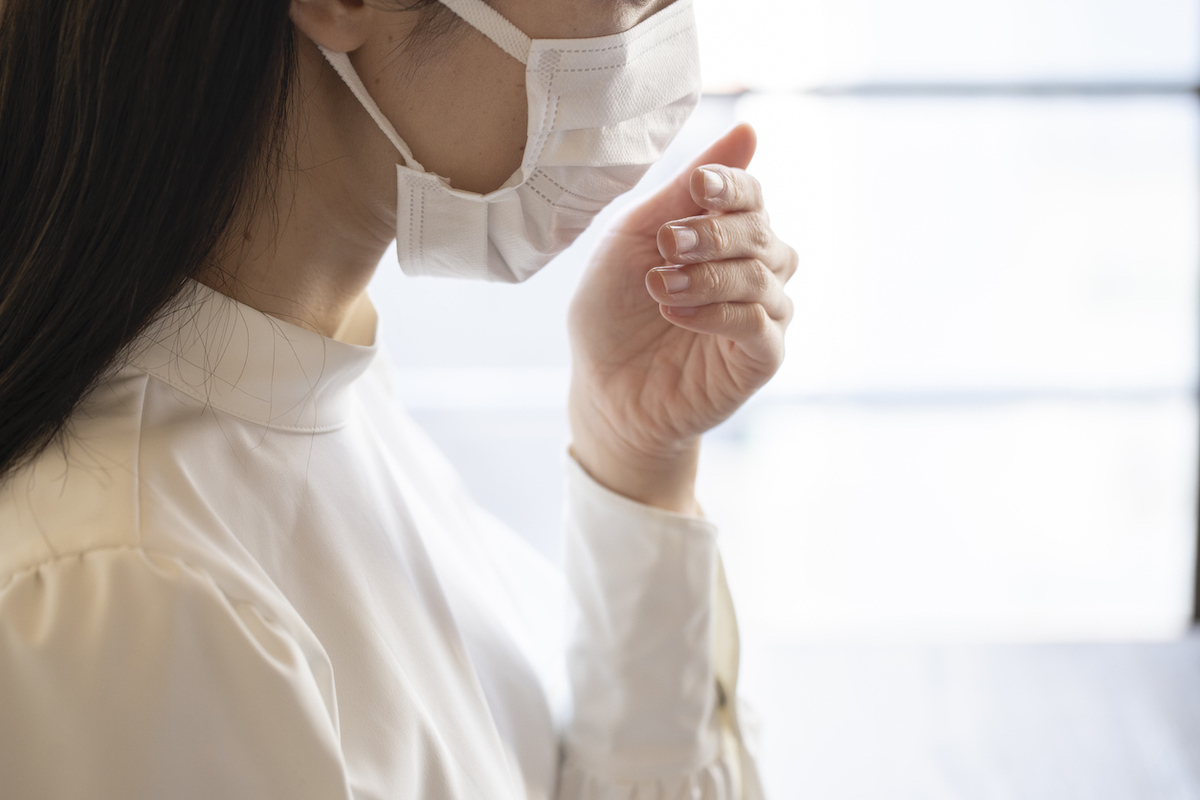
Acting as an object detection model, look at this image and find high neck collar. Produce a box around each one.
[127,280,379,432]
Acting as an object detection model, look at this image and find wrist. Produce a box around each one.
[568,415,702,516]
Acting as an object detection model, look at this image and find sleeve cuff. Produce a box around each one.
[561,450,722,780]
[563,450,718,534]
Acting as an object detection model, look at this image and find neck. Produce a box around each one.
[200,38,400,344]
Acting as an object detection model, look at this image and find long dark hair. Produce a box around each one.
[0,0,446,481]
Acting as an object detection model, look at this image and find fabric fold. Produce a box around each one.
[559,454,764,799]
[0,548,352,800]
[561,454,721,780]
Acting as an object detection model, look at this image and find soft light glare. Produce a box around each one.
[370,5,1200,644]
[695,0,1200,91]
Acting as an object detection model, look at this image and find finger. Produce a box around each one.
[770,238,800,283]
[659,302,786,367]
[647,259,793,321]
[689,165,765,214]
[638,123,757,224]
[657,210,772,264]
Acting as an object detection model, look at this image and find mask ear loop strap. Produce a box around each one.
[317,46,424,172]
[438,0,531,64]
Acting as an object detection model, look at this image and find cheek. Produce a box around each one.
[370,30,530,196]
[499,0,667,39]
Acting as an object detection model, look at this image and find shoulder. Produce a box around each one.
[0,359,333,680]
[0,545,350,799]
[0,362,265,598]
[0,364,151,581]
[0,362,326,684]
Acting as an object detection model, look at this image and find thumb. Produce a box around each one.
[643,122,758,222]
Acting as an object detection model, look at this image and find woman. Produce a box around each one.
[0,0,797,797]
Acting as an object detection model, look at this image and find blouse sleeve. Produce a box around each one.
[0,547,354,800]
[558,456,764,800]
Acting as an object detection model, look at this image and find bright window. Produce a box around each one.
[368,0,1200,643]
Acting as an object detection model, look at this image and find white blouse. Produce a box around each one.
[0,281,760,800]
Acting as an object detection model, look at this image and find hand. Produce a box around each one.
[568,124,798,513]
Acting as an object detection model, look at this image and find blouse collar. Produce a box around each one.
[127,279,379,432]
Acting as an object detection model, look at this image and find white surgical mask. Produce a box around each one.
[319,0,701,282]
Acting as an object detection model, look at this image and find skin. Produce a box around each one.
[207,0,797,514]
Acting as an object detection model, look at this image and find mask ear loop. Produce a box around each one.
[317,0,531,165]
[317,46,425,172]
[438,0,531,64]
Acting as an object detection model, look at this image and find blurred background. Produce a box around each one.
[368,0,1200,794]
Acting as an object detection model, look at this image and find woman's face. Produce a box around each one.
[313,0,676,196]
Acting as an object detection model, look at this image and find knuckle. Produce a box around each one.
[720,303,741,329]
[745,259,773,295]
[728,170,755,203]
[749,215,773,250]
[784,245,799,280]
[706,220,730,254]
[753,303,773,333]
[747,174,765,206]
[698,261,724,294]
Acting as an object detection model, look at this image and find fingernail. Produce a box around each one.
[666,304,700,316]
[653,268,690,294]
[670,226,698,254]
[700,168,726,200]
